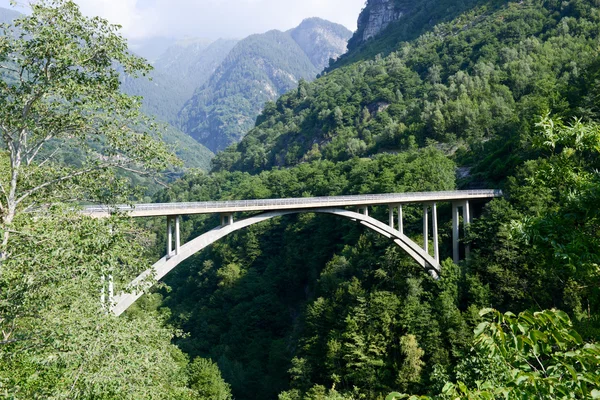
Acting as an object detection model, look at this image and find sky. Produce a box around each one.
[0,0,366,40]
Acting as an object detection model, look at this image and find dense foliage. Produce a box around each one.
[154,1,600,399]
[215,0,600,181]
[178,20,352,153]
[121,38,238,125]
[158,109,600,400]
[153,148,457,399]
[0,2,229,397]
[3,0,600,398]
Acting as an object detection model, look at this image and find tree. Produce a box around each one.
[188,358,233,400]
[387,308,600,399]
[0,2,210,398]
[0,0,177,259]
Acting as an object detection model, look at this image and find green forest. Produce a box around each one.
[1,0,600,399]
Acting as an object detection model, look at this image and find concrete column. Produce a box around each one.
[464,200,471,259]
[175,215,181,255]
[389,206,394,229]
[423,204,429,254]
[229,214,234,226]
[452,202,459,263]
[364,207,369,217]
[398,205,403,234]
[167,216,173,257]
[432,202,439,263]
[108,274,114,305]
[100,275,106,310]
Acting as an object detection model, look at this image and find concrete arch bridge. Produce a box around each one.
[83,190,502,316]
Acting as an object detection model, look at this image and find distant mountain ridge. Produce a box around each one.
[289,17,352,71]
[121,38,238,125]
[179,18,352,152]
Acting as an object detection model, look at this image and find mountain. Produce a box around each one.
[288,17,352,71]
[159,124,214,171]
[153,38,239,99]
[335,0,497,69]
[121,38,238,125]
[179,19,352,153]
[214,0,600,179]
[161,1,600,399]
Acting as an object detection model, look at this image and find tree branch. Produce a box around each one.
[14,166,101,206]
[25,133,54,166]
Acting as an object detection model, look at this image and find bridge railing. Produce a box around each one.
[82,189,503,214]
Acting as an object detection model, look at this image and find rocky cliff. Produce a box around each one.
[355,0,412,44]
[358,0,406,42]
[289,18,352,71]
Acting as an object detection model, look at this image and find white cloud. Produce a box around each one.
[0,0,366,39]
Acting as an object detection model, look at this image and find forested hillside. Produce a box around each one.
[3,0,600,399]
[215,0,600,181]
[121,38,237,125]
[152,0,600,399]
[179,20,352,152]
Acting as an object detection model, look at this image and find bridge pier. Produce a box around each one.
[422,203,439,262]
[398,205,403,234]
[389,204,404,234]
[432,203,439,263]
[220,213,234,226]
[167,216,181,259]
[452,201,471,263]
[357,206,369,217]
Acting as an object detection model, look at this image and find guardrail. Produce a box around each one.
[83,189,503,215]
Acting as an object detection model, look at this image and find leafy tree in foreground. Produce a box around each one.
[0,1,229,397]
[188,357,233,400]
[0,0,177,259]
[388,308,600,399]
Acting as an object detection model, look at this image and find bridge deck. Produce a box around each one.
[83,190,502,218]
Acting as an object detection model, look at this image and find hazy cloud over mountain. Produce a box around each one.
[1,0,365,39]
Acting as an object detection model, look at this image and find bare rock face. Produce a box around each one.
[357,0,409,43]
[290,18,352,71]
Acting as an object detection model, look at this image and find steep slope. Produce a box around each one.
[178,30,319,152]
[179,19,352,153]
[154,38,239,99]
[121,38,238,125]
[334,0,499,69]
[215,0,600,181]
[160,124,214,171]
[289,18,352,71]
[155,1,600,399]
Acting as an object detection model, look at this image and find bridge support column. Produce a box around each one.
[433,202,439,263]
[175,216,181,255]
[398,205,403,234]
[167,216,181,259]
[422,203,439,260]
[167,216,173,257]
[220,213,234,226]
[423,205,429,254]
[389,206,394,229]
[452,202,460,263]
[357,207,369,217]
[463,200,471,260]
[452,201,471,263]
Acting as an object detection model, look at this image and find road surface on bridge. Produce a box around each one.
[83,189,502,218]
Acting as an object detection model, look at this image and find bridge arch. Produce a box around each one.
[111,208,440,316]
